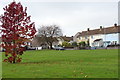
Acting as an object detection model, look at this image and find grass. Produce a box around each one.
[0,52,2,78]
[2,49,118,78]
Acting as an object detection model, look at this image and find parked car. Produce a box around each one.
[54,47,65,50]
[36,47,42,50]
[91,47,97,50]
[27,46,36,50]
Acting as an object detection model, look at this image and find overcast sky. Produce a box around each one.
[0,0,119,36]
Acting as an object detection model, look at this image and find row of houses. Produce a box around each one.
[30,23,120,49]
[73,23,120,48]
[0,23,120,50]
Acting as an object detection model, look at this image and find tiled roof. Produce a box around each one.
[31,37,58,46]
[60,36,73,41]
[78,25,120,37]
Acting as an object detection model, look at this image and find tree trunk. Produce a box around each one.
[13,57,16,63]
[13,36,16,63]
[49,43,53,49]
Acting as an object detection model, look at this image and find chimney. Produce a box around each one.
[87,28,90,31]
[114,23,117,27]
[100,26,103,31]
[100,26,102,29]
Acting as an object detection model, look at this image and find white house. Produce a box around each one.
[74,24,120,48]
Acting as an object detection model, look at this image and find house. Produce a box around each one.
[74,24,120,48]
[31,36,73,49]
[58,36,73,45]
[31,37,58,49]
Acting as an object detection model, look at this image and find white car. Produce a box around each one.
[36,47,42,50]
[54,47,65,50]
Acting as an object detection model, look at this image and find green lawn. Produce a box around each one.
[2,49,118,78]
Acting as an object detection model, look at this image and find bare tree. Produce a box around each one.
[37,25,63,49]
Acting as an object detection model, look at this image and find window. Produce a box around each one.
[91,36,93,39]
[79,37,81,40]
[85,36,87,39]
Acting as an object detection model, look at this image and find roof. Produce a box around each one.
[31,37,58,47]
[60,36,73,41]
[77,25,120,37]
[31,37,42,47]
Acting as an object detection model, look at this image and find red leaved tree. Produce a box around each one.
[0,1,36,63]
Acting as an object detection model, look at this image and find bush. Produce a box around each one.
[107,44,120,47]
[78,41,86,48]
[62,41,71,47]
[71,42,78,47]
